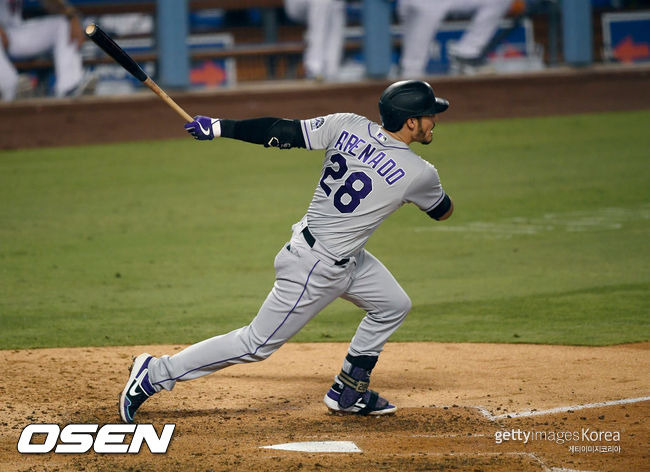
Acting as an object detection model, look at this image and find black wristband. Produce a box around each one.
[219,119,237,139]
[427,194,452,220]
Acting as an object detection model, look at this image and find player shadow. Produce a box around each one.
[144,408,223,420]
[143,401,304,422]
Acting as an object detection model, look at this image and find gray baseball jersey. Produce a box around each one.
[147,112,448,393]
[301,113,446,257]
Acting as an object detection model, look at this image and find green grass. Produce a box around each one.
[1,110,649,348]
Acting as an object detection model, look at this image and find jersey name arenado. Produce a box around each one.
[300,113,447,257]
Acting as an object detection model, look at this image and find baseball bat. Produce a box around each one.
[85,24,193,123]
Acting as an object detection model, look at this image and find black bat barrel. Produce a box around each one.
[85,24,148,82]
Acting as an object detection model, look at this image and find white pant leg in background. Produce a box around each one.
[341,249,412,357]
[6,15,82,97]
[323,0,345,80]
[284,0,308,23]
[398,0,452,78]
[285,0,345,79]
[449,0,513,59]
[0,42,18,101]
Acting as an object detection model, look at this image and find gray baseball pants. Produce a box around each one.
[148,230,411,392]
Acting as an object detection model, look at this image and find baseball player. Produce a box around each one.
[119,80,453,423]
[0,0,90,101]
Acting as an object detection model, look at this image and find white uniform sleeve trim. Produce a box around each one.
[424,192,447,212]
[301,120,313,150]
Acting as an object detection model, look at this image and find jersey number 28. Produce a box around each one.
[319,153,373,213]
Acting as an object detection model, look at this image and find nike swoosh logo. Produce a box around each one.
[129,369,148,397]
[197,121,211,136]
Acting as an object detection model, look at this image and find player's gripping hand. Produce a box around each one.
[184,116,221,140]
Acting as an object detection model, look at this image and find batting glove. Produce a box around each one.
[184,116,221,140]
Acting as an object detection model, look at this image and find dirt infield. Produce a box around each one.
[1,342,648,471]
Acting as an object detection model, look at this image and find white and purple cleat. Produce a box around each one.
[119,353,157,423]
[323,376,397,416]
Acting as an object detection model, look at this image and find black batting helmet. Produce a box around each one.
[378,80,449,132]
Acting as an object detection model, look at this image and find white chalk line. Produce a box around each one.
[259,436,596,471]
[260,399,647,470]
[475,395,650,421]
[258,442,595,472]
[413,204,650,239]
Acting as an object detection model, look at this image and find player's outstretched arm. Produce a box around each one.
[184,116,306,149]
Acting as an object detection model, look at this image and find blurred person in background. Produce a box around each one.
[398,0,517,77]
[0,0,94,101]
[284,0,346,81]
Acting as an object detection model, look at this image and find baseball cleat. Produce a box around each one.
[323,377,397,416]
[119,353,156,423]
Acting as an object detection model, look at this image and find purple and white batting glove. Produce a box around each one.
[184,116,221,141]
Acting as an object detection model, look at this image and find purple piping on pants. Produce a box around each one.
[153,259,321,385]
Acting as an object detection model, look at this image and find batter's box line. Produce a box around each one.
[474,395,650,421]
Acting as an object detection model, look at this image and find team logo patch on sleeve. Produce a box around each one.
[309,117,326,131]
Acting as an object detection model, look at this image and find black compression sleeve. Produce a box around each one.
[427,194,452,220]
[219,117,306,149]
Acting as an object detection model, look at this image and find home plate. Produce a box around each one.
[260,441,362,453]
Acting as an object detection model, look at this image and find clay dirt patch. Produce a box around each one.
[1,342,648,471]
